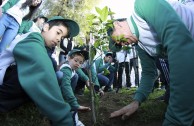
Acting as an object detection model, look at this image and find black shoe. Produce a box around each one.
[104,87,113,92]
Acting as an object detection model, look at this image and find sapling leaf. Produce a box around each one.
[103,69,110,75]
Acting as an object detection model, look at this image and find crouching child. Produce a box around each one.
[0,16,80,126]
[58,49,91,126]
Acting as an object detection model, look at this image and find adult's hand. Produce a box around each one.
[109,100,140,120]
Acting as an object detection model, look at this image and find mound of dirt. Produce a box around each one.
[77,90,164,126]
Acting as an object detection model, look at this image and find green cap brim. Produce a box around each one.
[47,16,80,37]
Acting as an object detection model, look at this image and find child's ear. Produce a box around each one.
[42,23,49,32]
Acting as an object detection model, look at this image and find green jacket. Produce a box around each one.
[76,68,89,82]
[60,66,80,110]
[2,0,19,12]
[13,32,73,126]
[18,20,33,34]
[95,58,116,73]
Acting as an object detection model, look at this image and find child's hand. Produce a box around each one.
[85,81,90,89]
[98,89,104,96]
[78,105,91,112]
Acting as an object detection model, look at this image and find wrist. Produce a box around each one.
[133,100,140,106]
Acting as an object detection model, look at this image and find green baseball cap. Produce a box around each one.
[47,16,80,37]
[68,49,89,60]
[104,51,113,57]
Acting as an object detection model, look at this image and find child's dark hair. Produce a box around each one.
[57,53,84,70]
[69,53,85,61]
[48,20,70,38]
[33,15,48,22]
[21,0,42,20]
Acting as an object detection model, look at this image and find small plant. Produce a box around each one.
[86,6,115,52]
[85,6,115,125]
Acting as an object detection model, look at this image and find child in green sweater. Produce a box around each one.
[0,16,80,126]
[59,49,91,126]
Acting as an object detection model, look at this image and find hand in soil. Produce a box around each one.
[99,89,104,96]
[109,100,139,120]
[77,105,91,112]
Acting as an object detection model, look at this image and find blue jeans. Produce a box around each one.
[0,13,19,53]
[98,72,114,89]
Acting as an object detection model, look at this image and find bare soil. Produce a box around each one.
[77,90,165,126]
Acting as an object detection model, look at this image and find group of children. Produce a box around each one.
[2,0,194,126]
[0,1,118,125]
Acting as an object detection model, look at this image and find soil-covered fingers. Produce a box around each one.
[121,101,139,120]
[109,106,129,118]
[121,106,138,120]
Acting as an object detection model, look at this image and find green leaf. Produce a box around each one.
[103,69,110,75]
[94,40,101,48]
[86,14,97,20]
[95,7,102,15]
[100,6,109,22]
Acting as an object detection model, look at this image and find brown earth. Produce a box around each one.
[77,89,166,126]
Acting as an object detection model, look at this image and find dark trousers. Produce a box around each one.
[130,58,139,86]
[98,70,114,89]
[155,58,170,103]
[117,62,131,88]
[0,65,30,112]
[75,68,87,91]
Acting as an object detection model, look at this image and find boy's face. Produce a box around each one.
[68,55,84,70]
[36,18,46,29]
[112,21,138,45]
[104,55,113,63]
[42,23,68,48]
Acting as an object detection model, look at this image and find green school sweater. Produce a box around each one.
[18,20,33,34]
[60,66,80,110]
[13,32,73,126]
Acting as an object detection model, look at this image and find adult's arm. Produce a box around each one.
[133,45,157,103]
[135,0,194,125]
